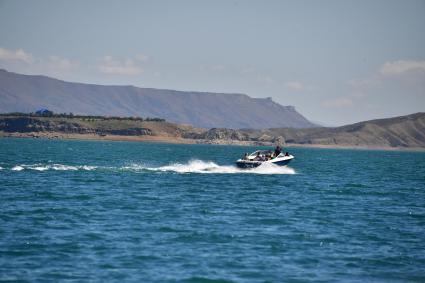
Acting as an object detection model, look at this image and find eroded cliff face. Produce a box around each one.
[0,117,153,136]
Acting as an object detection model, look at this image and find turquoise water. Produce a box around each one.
[1,138,424,282]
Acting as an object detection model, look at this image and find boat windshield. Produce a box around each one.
[248,150,273,157]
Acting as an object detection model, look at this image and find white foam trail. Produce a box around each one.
[80,165,97,171]
[248,162,296,175]
[11,165,24,171]
[51,164,78,171]
[8,160,295,175]
[149,160,296,175]
[120,164,147,171]
[10,164,97,171]
[32,165,50,171]
[50,164,97,171]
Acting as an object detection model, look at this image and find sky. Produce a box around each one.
[0,0,424,126]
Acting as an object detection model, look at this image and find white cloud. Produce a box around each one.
[199,64,226,72]
[380,60,425,76]
[210,65,225,71]
[284,81,304,91]
[46,56,79,70]
[347,78,380,88]
[0,47,79,75]
[322,98,353,108]
[135,53,149,62]
[257,75,274,84]
[350,91,367,99]
[0,47,34,63]
[241,67,255,74]
[98,56,142,75]
[348,59,425,95]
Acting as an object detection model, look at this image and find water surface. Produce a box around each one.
[1,138,424,282]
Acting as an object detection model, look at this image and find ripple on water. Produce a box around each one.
[1,139,424,282]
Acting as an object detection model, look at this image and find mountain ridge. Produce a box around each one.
[0,69,315,129]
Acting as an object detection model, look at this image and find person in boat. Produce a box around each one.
[266,152,272,160]
[274,146,282,157]
[254,152,265,161]
[243,153,249,160]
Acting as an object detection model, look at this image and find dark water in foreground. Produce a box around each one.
[1,138,424,282]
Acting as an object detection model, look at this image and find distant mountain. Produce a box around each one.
[0,69,316,129]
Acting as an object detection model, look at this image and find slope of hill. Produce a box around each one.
[0,69,315,129]
[234,112,425,148]
[0,114,204,143]
[1,112,424,149]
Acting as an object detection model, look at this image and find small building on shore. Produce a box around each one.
[35,109,53,116]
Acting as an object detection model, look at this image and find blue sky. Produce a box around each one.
[0,0,424,125]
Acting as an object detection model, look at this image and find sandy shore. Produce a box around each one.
[1,131,424,151]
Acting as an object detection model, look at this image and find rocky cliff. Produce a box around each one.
[0,116,202,138]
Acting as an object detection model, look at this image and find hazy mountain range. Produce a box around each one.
[0,69,315,129]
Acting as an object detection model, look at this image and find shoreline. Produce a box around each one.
[1,131,424,152]
[0,131,197,144]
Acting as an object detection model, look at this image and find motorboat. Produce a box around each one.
[236,150,294,169]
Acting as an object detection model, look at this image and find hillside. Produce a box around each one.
[0,114,203,139]
[234,112,425,148]
[0,69,315,129]
[1,112,424,149]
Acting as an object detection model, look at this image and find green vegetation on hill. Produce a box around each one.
[0,113,201,138]
[0,112,165,122]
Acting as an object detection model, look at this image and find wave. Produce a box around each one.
[7,160,295,175]
[147,160,296,175]
[9,164,97,171]
[11,165,24,171]
[120,164,147,171]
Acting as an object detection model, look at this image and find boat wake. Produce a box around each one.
[6,160,296,175]
[147,160,296,174]
[10,164,97,171]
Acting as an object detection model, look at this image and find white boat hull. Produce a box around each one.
[236,155,294,168]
